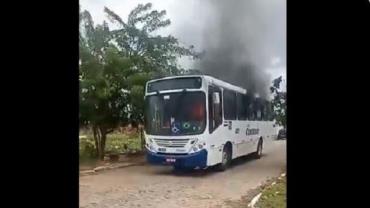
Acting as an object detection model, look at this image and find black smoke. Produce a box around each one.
[196,0,286,99]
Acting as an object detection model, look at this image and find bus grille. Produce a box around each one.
[153,138,189,148]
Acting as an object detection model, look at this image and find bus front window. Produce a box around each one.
[144,92,206,136]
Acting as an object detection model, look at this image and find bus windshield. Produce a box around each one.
[144,91,206,136]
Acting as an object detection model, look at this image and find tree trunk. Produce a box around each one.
[100,127,107,161]
[92,126,99,157]
[139,125,145,151]
[92,125,108,161]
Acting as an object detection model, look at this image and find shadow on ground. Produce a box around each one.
[151,152,267,177]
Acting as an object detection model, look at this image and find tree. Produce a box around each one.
[79,4,198,160]
[80,10,133,160]
[270,76,286,128]
[104,3,199,127]
[104,3,198,75]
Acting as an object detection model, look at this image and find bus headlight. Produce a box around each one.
[190,138,198,145]
[190,139,205,153]
[146,138,153,148]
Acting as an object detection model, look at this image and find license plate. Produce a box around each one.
[166,158,176,163]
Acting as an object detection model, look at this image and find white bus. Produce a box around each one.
[144,75,279,171]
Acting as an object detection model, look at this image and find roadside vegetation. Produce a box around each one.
[79,2,286,162]
[255,175,286,208]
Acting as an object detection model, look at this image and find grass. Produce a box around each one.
[79,132,143,159]
[105,133,142,153]
[220,174,286,208]
[255,175,286,208]
[79,132,143,169]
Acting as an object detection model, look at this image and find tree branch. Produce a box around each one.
[106,129,114,134]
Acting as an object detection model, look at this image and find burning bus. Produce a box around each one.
[144,75,279,171]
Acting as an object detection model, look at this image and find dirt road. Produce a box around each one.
[80,140,286,208]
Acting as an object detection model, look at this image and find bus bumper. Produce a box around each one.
[146,149,208,169]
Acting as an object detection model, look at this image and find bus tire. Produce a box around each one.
[254,139,263,159]
[216,143,232,171]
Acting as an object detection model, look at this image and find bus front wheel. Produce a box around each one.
[216,144,231,171]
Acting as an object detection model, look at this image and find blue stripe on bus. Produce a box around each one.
[146,149,208,169]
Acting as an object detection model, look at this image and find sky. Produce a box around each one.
[80,0,286,91]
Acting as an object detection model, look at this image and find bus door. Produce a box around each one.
[208,85,225,164]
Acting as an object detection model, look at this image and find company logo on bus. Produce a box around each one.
[246,128,259,136]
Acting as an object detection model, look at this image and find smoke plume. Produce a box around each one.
[196,0,286,99]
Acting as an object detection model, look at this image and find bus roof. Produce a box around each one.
[147,75,247,94]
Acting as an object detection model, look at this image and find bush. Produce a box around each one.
[79,137,97,159]
[105,133,142,154]
[79,133,143,159]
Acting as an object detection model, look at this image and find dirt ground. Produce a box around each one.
[79,140,286,208]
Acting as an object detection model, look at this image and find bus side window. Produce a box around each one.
[246,95,255,121]
[255,99,262,121]
[261,101,267,121]
[257,110,262,121]
[237,93,246,120]
[209,86,222,133]
[264,101,270,121]
[268,102,274,121]
[224,90,237,120]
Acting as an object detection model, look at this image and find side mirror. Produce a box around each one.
[212,92,220,104]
